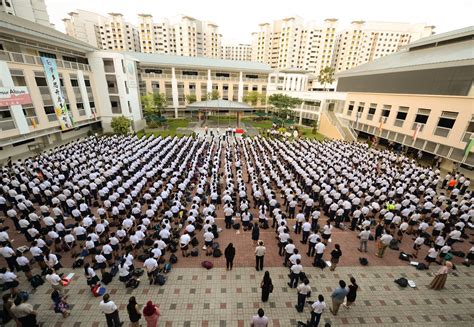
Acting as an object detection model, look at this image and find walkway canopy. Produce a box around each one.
[187,100,253,127]
[186,99,253,112]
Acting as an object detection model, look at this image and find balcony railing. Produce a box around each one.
[46,113,57,122]
[0,120,16,131]
[394,119,405,127]
[0,51,91,71]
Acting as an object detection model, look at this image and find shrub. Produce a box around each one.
[110,116,131,135]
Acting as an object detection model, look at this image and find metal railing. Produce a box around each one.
[0,51,91,71]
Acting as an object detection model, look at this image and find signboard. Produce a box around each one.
[126,60,137,88]
[40,57,74,130]
[0,87,32,106]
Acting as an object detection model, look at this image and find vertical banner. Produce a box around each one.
[40,57,74,130]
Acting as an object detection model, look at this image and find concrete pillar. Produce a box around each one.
[207,69,212,97]
[171,67,179,118]
[291,75,297,91]
[238,72,244,102]
[299,103,304,125]
[0,61,29,134]
[76,70,92,119]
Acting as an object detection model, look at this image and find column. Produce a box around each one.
[238,72,244,102]
[283,75,287,90]
[299,103,304,125]
[76,70,92,119]
[290,75,297,91]
[207,69,212,97]
[171,67,179,118]
[0,61,29,134]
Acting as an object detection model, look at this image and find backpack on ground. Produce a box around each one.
[153,274,167,286]
[18,291,29,302]
[399,252,410,261]
[163,263,172,273]
[191,238,199,247]
[389,239,399,250]
[92,284,106,297]
[101,272,112,285]
[126,278,140,289]
[359,257,369,266]
[132,268,144,277]
[232,223,241,230]
[416,263,428,270]
[201,260,213,270]
[110,264,119,277]
[452,250,466,258]
[212,242,220,250]
[213,248,222,258]
[191,248,199,257]
[169,244,177,253]
[72,257,84,268]
[394,277,408,288]
[316,259,327,269]
[169,254,178,264]
[138,254,148,262]
[30,275,44,288]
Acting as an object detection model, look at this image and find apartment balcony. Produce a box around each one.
[0,51,91,71]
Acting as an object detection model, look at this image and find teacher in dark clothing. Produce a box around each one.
[261,271,273,302]
[224,243,236,271]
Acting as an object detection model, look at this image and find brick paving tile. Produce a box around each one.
[373,317,382,324]
[219,320,226,327]
[390,316,398,323]
[237,320,244,327]
[165,322,172,327]
[409,299,417,305]
[422,315,432,322]
[254,302,260,309]
[341,317,349,324]
[439,315,448,321]
[406,315,415,322]
[220,303,227,309]
[357,317,366,324]
[183,322,191,327]
[186,303,193,310]
[201,321,208,327]
[91,322,100,327]
[173,288,180,294]
[272,319,280,327]
[73,322,81,327]
[452,298,462,304]
[236,287,242,293]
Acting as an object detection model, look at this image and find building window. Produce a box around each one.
[412,108,430,131]
[347,101,354,116]
[182,71,198,76]
[70,79,79,87]
[39,51,57,59]
[434,111,458,137]
[461,115,474,143]
[367,103,376,121]
[394,106,409,127]
[381,105,391,118]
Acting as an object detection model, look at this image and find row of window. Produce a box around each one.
[346,101,474,140]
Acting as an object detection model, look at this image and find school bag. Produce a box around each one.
[452,250,466,258]
[126,278,140,289]
[232,223,241,230]
[72,257,84,268]
[138,254,148,262]
[212,242,220,250]
[394,278,408,288]
[101,272,113,285]
[30,275,44,288]
[416,263,428,270]
[153,274,167,286]
[110,264,119,277]
[399,252,410,261]
[92,284,106,297]
[389,239,399,250]
[191,238,199,247]
[163,263,172,273]
[213,248,222,258]
[201,260,213,270]
[169,254,178,264]
[191,248,199,257]
[132,268,144,277]
[359,257,368,266]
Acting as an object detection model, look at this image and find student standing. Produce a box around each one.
[250,308,269,327]
[329,244,342,271]
[309,294,326,327]
[99,293,122,327]
[344,277,358,308]
[224,243,236,270]
[295,278,312,312]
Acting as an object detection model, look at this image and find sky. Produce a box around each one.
[46,0,473,44]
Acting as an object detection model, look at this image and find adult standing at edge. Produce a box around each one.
[260,271,273,302]
[224,243,236,271]
[255,241,266,271]
[99,293,123,327]
[251,308,269,327]
[330,280,348,316]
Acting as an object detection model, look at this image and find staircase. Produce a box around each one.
[325,110,357,141]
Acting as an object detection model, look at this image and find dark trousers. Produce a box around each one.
[225,216,232,229]
[295,222,302,234]
[105,310,121,327]
[310,312,322,326]
[313,253,323,266]
[296,293,306,312]
[226,258,233,270]
[256,255,264,271]
[307,243,316,256]
[302,231,309,243]
[289,272,300,288]
[6,256,19,272]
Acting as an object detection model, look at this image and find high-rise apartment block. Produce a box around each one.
[332,21,435,72]
[63,10,140,52]
[251,17,434,73]
[221,44,252,61]
[0,0,52,27]
[137,15,222,58]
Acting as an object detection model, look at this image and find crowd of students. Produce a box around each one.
[0,132,473,326]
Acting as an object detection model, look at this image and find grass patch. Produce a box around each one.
[138,118,190,138]
[242,118,273,130]
[300,127,325,141]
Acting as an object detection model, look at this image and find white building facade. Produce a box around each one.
[0,0,51,27]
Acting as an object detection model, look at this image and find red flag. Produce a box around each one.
[413,123,421,141]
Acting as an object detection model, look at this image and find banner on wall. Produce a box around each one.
[40,57,75,130]
[0,87,32,106]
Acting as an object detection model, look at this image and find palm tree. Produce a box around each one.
[317,66,335,91]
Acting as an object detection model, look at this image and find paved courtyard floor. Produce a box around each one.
[5,264,473,326]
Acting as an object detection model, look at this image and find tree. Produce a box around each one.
[152,93,167,116]
[243,91,265,106]
[111,116,131,135]
[267,93,302,126]
[317,66,335,91]
[141,93,167,126]
[186,94,197,104]
[207,90,220,100]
